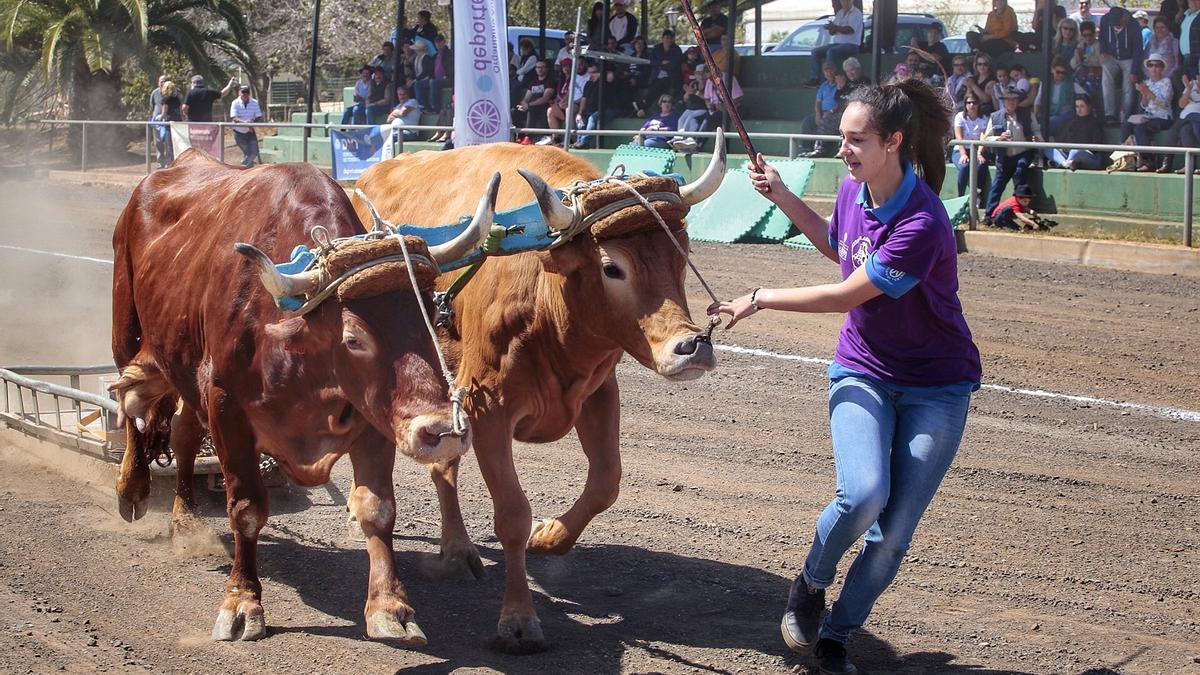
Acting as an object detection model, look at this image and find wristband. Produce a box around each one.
[750,287,763,311]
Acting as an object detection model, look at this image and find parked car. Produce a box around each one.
[943,34,970,54]
[508,27,570,62]
[734,42,778,55]
[766,13,946,56]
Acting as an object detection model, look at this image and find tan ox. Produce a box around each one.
[353,141,724,651]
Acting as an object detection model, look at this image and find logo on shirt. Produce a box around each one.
[850,236,872,268]
[884,266,906,281]
[838,232,849,262]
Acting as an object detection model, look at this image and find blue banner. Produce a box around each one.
[330,125,394,180]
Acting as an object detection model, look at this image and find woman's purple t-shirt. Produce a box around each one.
[827,165,982,387]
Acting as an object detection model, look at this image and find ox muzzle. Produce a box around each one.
[656,332,719,382]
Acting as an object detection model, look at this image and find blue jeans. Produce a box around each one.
[233,130,258,167]
[985,151,1033,219]
[803,374,972,643]
[953,152,990,199]
[1043,147,1103,170]
[576,111,601,145]
[809,43,859,81]
[341,102,367,125]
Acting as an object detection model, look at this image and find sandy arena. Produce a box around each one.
[0,177,1197,674]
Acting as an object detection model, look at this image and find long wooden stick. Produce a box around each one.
[677,0,761,171]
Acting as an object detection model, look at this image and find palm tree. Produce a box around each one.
[0,0,259,154]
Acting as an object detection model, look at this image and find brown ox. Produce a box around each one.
[352,142,724,651]
[111,149,492,644]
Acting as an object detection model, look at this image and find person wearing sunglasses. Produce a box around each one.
[1045,57,1078,135]
[965,56,998,116]
[1121,53,1175,172]
[953,95,991,203]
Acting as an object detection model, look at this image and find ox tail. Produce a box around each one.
[111,198,143,368]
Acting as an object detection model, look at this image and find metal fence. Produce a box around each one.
[0,365,120,460]
[33,118,1199,247]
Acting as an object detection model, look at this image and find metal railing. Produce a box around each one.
[34,118,1198,247]
[0,365,120,460]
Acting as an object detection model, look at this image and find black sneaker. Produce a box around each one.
[814,638,857,675]
[780,575,825,654]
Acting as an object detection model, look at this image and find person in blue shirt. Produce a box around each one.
[800,62,840,155]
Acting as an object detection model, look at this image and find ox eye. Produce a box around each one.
[602,262,625,280]
[343,334,367,352]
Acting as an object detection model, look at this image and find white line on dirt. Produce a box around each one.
[715,344,1200,423]
[0,244,113,266]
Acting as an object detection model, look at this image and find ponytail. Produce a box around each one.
[848,79,953,192]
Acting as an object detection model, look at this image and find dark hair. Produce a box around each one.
[848,80,952,192]
[417,9,431,20]
[662,29,675,37]
[1079,20,1095,32]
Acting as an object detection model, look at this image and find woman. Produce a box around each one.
[1044,94,1106,170]
[670,73,710,153]
[586,2,606,46]
[629,37,654,116]
[967,0,1018,58]
[514,38,537,88]
[542,59,579,145]
[964,55,997,116]
[1146,16,1181,81]
[1053,18,1080,63]
[1120,53,1174,172]
[1044,57,1078,135]
[953,94,991,202]
[154,80,183,168]
[710,80,981,675]
[634,93,678,148]
[1166,74,1200,172]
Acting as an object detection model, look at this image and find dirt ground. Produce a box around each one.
[0,178,1198,675]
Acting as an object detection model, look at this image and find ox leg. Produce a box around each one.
[116,425,151,522]
[348,439,427,646]
[530,374,621,555]
[476,433,546,653]
[428,457,486,579]
[169,407,204,538]
[208,397,268,642]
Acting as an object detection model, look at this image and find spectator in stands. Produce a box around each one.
[802,70,854,157]
[341,65,373,125]
[983,87,1041,225]
[903,50,933,82]
[542,59,581,145]
[805,0,862,86]
[1121,53,1174,172]
[1075,64,1104,114]
[229,85,262,168]
[648,30,685,107]
[965,54,998,116]
[1167,73,1200,172]
[1185,0,1200,78]
[1072,20,1101,70]
[1135,10,1153,48]
[1147,17,1181,80]
[670,72,710,153]
[429,34,453,113]
[387,85,421,140]
[634,94,679,148]
[587,2,605,45]
[369,42,395,82]
[556,31,575,66]
[514,60,557,144]
[915,26,952,77]
[844,57,868,87]
[514,38,537,88]
[953,94,991,202]
[1009,64,1037,122]
[1053,18,1080,64]
[683,46,702,83]
[601,37,636,114]
[1044,57,1079,135]
[400,41,417,89]
[1100,7,1144,125]
[967,0,1018,59]
[411,39,436,112]
[1163,0,1185,35]
[182,75,236,122]
[365,66,395,124]
[701,62,744,118]
[947,56,972,111]
[610,0,638,54]
[573,63,604,148]
[800,62,840,154]
[1070,0,1096,27]
[153,80,182,168]
[989,64,1014,112]
[411,10,438,44]
[629,37,655,116]
[712,35,743,77]
[1044,94,1106,170]
[701,0,728,51]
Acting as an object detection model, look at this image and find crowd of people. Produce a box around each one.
[148,74,262,169]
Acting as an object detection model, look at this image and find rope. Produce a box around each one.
[598,176,723,340]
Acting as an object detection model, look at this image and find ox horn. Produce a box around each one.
[679,127,728,207]
[234,243,323,299]
[516,168,576,232]
[427,172,501,263]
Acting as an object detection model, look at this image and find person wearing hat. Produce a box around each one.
[1134,10,1153,48]
[341,65,375,125]
[1098,6,1144,125]
[982,86,1041,224]
[989,184,1036,230]
[229,84,262,167]
[609,0,638,54]
[1121,52,1175,172]
[181,74,237,122]
[411,38,437,112]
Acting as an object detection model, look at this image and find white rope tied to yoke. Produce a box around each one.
[599,176,723,337]
[354,188,469,437]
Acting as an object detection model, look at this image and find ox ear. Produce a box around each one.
[679,127,727,206]
[265,316,313,353]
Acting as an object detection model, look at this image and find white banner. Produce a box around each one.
[453,0,510,146]
[169,122,222,156]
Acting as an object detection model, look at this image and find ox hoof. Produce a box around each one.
[487,617,547,655]
[212,603,266,641]
[528,518,574,555]
[118,495,148,523]
[431,546,486,580]
[366,612,428,646]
